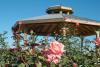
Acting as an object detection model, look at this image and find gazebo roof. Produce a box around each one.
[12,13,100,36]
[18,14,64,22]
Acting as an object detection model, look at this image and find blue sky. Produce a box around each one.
[0,0,100,47]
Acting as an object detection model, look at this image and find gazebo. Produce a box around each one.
[12,5,100,66]
[12,6,100,36]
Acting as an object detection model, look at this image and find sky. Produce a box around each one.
[0,0,100,47]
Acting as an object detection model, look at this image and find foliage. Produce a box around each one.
[56,35,97,67]
[0,32,98,67]
[0,32,10,66]
[0,31,8,48]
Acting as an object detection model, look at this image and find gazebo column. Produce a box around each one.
[80,36,84,53]
[61,26,69,43]
[24,32,28,47]
[30,30,35,44]
[15,33,21,48]
[15,22,22,48]
[67,11,70,15]
[16,37,20,48]
[80,36,84,66]
[95,31,100,66]
[61,25,69,37]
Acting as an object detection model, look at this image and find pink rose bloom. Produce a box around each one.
[52,57,59,64]
[95,37,100,46]
[73,63,78,67]
[49,41,64,54]
[42,41,65,64]
[46,54,60,64]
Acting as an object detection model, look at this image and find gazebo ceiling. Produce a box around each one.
[12,14,100,36]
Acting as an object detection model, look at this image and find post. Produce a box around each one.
[16,38,20,48]
[81,36,84,53]
[15,33,21,48]
[95,31,100,66]
[61,26,69,42]
[80,36,84,66]
[24,32,28,47]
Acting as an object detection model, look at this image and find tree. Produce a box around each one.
[0,31,8,48]
[0,32,9,66]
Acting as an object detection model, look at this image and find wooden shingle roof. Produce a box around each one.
[12,14,100,36]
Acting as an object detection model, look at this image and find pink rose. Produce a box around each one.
[73,63,78,67]
[42,41,65,64]
[95,37,100,46]
[52,57,59,64]
[49,41,64,54]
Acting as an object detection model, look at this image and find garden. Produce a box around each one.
[0,5,100,67]
[0,27,100,67]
